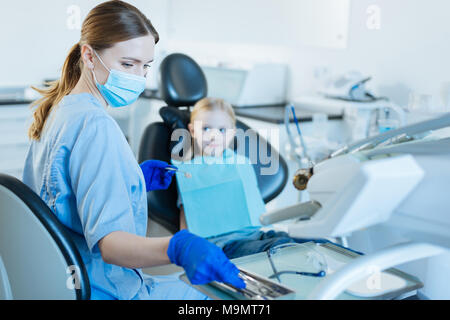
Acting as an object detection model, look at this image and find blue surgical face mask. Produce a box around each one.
[92,51,147,108]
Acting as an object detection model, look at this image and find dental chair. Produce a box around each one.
[139,53,289,234]
[0,174,90,300]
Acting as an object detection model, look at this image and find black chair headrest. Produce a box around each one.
[158,53,208,107]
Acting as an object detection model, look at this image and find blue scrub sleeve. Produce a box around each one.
[69,116,137,253]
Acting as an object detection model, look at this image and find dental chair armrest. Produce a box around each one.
[259,201,322,226]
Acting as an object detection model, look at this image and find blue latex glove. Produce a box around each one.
[140,160,177,192]
[168,230,246,289]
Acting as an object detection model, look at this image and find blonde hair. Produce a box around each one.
[28,1,159,141]
[190,97,236,126]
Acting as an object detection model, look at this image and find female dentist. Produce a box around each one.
[22,0,245,300]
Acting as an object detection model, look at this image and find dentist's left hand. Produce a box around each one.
[140,160,177,192]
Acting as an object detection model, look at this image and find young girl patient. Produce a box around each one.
[171,98,326,260]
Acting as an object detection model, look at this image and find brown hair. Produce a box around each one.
[190,97,237,126]
[28,0,159,140]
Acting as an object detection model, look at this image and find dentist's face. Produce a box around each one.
[83,34,156,85]
[189,110,236,157]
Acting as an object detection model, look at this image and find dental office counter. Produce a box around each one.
[233,103,343,124]
[0,100,34,106]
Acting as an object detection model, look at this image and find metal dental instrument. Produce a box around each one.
[291,105,309,160]
[285,104,313,167]
[211,269,296,300]
[239,272,273,297]
[165,167,192,178]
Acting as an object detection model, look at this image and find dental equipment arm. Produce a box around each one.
[285,104,314,166]
[260,201,321,225]
[285,105,302,163]
[331,112,450,158]
[264,113,450,239]
[260,154,424,238]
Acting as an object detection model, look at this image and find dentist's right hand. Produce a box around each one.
[168,230,246,289]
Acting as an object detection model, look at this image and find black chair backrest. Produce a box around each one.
[139,53,288,234]
[139,112,289,234]
[0,174,90,300]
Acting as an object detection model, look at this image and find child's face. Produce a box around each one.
[188,110,236,157]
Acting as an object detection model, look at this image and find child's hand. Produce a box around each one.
[140,160,177,192]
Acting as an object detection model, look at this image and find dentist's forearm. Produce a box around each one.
[98,231,172,269]
[179,205,188,230]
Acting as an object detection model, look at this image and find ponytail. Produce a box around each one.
[28,43,82,140]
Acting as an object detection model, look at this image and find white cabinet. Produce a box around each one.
[0,105,32,179]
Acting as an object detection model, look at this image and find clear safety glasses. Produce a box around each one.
[266,243,328,283]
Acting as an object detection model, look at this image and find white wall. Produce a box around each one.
[288,0,450,109]
[164,0,450,110]
[0,0,169,88]
[168,0,350,49]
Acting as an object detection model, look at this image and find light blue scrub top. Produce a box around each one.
[22,93,157,300]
